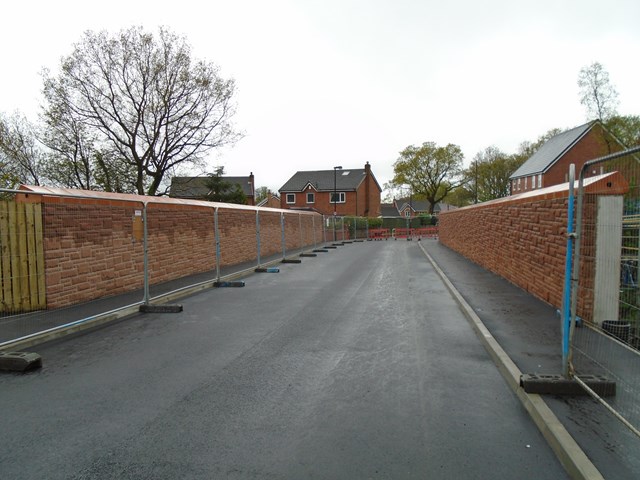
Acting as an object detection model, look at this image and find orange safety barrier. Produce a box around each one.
[392,227,439,240]
[392,228,412,239]
[368,228,390,240]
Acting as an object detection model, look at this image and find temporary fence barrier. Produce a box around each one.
[392,227,438,240]
[0,186,322,348]
[567,145,640,437]
[368,228,390,240]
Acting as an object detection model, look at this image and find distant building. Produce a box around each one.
[256,193,281,209]
[380,198,457,218]
[169,173,255,205]
[278,162,381,216]
[509,120,627,195]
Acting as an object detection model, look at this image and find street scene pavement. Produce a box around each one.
[0,240,614,479]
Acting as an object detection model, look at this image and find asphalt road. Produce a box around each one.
[422,241,640,480]
[0,241,568,479]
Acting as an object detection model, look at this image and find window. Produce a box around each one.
[404,209,411,218]
[524,176,528,189]
[517,178,521,191]
[532,175,536,189]
[286,193,295,204]
[307,192,315,204]
[538,174,542,188]
[330,192,346,203]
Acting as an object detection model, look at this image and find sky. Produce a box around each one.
[1,0,639,194]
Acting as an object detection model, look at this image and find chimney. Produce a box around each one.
[364,162,371,216]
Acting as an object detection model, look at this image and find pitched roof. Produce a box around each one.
[279,168,380,192]
[256,194,280,207]
[380,203,399,217]
[380,198,457,217]
[510,122,595,179]
[170,176,254,198]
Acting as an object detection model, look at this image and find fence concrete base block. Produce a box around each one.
[324,245,338,249]
[300,253,317,257]
[214,281,246,288]
[313,249,329,253]
[332,243,344,247]
[255,267,280,273]
[342,241,353,244]
[139,304,183,313]
[282,258,302,264]
[0,352,42,372]
[520,374,616,397]
[353,240,364,243]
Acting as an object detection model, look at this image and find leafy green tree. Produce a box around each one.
[254,186,272,204]
[202,167,247,204]
[605,115,640,147]
[444,185,474,207]
[392,142,465,214]
[467,146,526,202]
[41,26,241,196]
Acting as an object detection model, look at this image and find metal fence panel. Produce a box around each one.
[570,146,640,437]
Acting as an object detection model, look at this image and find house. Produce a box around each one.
[380,198,458,218]
[509,120,627,195]
[278,162,381,217]
[169,173,255,205]
[257,193,281,209]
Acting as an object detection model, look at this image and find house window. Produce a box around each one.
[307,192,315,204]
[524,176,528,189]
[404,209,411,218]
[330,192,346,203]
[517,178,521,191]
[286,193,295,204]
[532,175,536,189]
[538,174,542,188]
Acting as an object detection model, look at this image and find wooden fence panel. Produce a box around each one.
[0,201,46,312]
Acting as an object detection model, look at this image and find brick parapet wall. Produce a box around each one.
[36,195,322,309]
[438,172,627,317]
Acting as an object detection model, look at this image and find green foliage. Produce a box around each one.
[202,167,247,204]
[605,115,640,147]
[392,141,465,214]
[254,186,270,204]
[367,217,383,228]
[465,146,526,202]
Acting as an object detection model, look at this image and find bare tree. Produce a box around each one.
[578,62,619,122]
[42,26,241,195]
[0,112,45,187]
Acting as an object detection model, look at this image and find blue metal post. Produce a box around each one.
[281,212,286,259]
[256,210,261,267]
[214,207,221,282]
[562,164,576,378]
[142,202,150,305]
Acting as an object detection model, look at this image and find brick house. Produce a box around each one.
[509,120,627,195]
[256,193,281,209]
[278,162,381,217]
[169,173,255,205]
[380,198,458,218]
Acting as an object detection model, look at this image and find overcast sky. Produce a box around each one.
[1,0,639,193]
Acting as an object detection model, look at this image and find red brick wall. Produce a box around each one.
[438,172,627,318]
[40,198,322,309]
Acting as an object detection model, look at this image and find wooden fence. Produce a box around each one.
[0,201,46,312]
